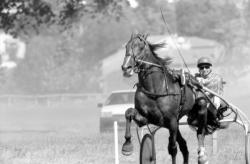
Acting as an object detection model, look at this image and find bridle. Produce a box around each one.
[127,35,162,72]
[124,35,180,98]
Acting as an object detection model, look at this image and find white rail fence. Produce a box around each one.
[0,93,105,107]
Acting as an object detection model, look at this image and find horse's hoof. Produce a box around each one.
[121,140,133,156]
[198,155,209,164]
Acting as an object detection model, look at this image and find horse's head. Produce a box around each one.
[121,33,149,77]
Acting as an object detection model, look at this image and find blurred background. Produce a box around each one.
[0,0,250,94]
[0,0,250,163]
[0,0,250,137]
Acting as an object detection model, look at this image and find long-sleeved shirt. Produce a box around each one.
[195,72,224,95]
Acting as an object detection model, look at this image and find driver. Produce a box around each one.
[195,57,225,124]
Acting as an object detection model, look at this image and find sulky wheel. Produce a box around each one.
[140,134,156,164]
[245,131,250,164]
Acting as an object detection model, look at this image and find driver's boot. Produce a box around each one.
[208,106,221,128]
[217,104,229,129]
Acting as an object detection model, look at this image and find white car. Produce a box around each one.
[98,90,135,132]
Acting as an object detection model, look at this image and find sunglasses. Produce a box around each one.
[199,66,210,70]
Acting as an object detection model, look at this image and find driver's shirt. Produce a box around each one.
[195,72,224,95]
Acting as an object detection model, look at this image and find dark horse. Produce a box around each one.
[121,33,221,164]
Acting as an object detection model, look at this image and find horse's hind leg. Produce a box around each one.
[177,129,189,164]
[122,108,148,156]
[196,98,209,164]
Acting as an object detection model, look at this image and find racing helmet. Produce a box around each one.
[197,57,212,67]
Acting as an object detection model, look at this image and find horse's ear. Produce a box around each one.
[144,33,149,40]
[131,32,135,39]
[134,30,139,36]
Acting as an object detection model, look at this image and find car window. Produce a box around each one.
[105,92,134,105]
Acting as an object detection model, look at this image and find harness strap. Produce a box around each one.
[198,89,217,108]
[136,83,180,99]
[179,85,186,110]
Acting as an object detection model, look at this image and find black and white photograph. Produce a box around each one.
[0,0,250,164]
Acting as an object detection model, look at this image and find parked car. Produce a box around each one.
[98,90,135,133]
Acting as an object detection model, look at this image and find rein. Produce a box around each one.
[136,59,162,68]
[128,35,181,98]
[134,58,181,98]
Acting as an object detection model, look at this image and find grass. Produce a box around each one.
[118,125,247,164]
[0,124,247,164]
[0,101,248,164]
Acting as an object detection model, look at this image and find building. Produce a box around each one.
[0,31,26,69]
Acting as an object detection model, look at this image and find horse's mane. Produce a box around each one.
[148,42,172,66]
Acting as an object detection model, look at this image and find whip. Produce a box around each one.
[160,8,191,74]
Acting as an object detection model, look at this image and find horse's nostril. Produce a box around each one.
[122,65,132,71]
[121,65,126,71]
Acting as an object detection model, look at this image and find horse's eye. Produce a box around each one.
[131,43,136,48]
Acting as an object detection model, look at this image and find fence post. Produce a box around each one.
[114,121,119,164]
[212,131,217,154]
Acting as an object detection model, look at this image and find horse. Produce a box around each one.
[121,33,222,164]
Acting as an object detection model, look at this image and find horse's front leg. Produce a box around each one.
[196,98,209,164]
[122,108,148,156]
[168,118,178,164]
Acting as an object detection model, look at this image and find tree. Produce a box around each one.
[0,0,55,37]
[10,34,102,94]
[176,0,240,38]
[175,0,250,80]
[0,0,131,94]
[0,0,180,94]
[175,0,249,61]
[134,0,177,34]
[0,0,129,38]
[245,0,250,34]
